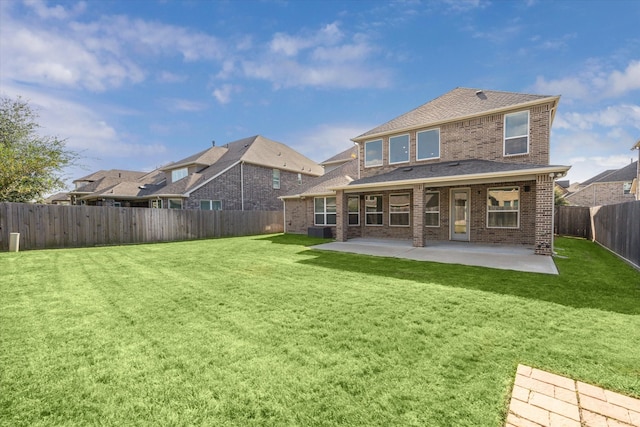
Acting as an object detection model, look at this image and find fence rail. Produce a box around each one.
[555,201,640,268]
[0,203,283,251]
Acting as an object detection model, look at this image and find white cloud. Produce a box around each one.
[534,59,640,101]
[555,104,640,131]
[212,84,237,104]
[286,123,372,163]
[157,71,187,83]
[162,98,208,112]
[270,22,343,56]
[23,0,86,20]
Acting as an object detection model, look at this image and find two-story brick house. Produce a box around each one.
[291,88,570,255]
[565,160,638,207]
[71,135,323,210]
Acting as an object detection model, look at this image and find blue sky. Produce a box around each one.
[1,0,639,186]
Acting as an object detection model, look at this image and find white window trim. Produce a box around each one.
[364,139,383,168]
[504,111,530,157]
[487,187,520,229]
[416,128,441,161]
[201,200,222,210]
[314,197,336,226]
[365,194,384,226]
[272,169,281,190]
[348,196,360,226]
[388,134,410,165]
[389,193,411,227]
[424,191,440,228]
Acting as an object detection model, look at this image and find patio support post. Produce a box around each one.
[412,184,425,247]
[335,189,348,242]
[535,174,554,255]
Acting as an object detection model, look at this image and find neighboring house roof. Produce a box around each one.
[354,87,559,141]
[556,180,570,189]
[76,167,166,200]
[160,146,227,171]
[320,146,358,166]
[334,159,569,191]
[154,135,324,197]
[44,192,70,203]
[579,161,638,187]
[73,169,146,184]
[281,153,358,199]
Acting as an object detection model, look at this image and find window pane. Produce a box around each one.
[365,195,382,212]
[505,111,528,138]
[326,197,337,213]
[171,168,188,182]
[488,212,518,227]
[390,213,410,226]
[487,188,519,209]
[389,134,409,164]
[169,199,182,209]
[425,192,439,212]
[326,214,337,225]
[314,198,324,213]
[200,200,211,210]
[366,213,383,225]
[212,200,222,211]
[389,194,410,213]
[505,136,528,155]
[365,140,383,167]
[348,196,359,213]
[348,213,359,225]
[315,214,325,225]
[272,169,280,189]
[417,129,440,160]
[425,212,439,227]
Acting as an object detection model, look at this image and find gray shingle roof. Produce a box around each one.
[283,156,358,198]
[345,159,566,187]
[320,146,358,165]
[73,169,146,183]
[591,161,637,183]
[153,135,323,196]
[354,87,558,140]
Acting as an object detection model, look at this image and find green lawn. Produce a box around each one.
[1,235,639,426]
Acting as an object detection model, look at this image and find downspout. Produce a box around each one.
[241,161,245,211]
[282,199,287,233]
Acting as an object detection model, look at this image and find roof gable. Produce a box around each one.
[355,87,559,140]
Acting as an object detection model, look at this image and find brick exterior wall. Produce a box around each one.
[535,174,553,255]
[358,103,554,179]
[186,163,313,211]
[566,182,636,207]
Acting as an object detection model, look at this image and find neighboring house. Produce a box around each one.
[281,146,358,235]
[312,87,570,255]
[69,169,166,207]
[70,135,323,211]
[44,192,71,205]
[565,160,638,207]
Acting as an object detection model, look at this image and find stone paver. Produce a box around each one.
[506,364,640,427]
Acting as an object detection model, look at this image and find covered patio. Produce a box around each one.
[312,238,558,275]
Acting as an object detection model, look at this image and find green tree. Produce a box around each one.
[0,96,77,202]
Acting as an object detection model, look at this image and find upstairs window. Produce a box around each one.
[623,182,632,194]
[314,197,336,226]
[364,139,383,167]
[504,111,529,156]
[417,129,440,160]
[272,169,280,189]
[389,134,410,164]
[487,187,520,228]
[171,167,188,182]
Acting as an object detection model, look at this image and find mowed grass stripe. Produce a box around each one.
[1,235,639,426]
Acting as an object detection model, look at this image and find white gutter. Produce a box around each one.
[330,165,570,192]
[282,199,286,233]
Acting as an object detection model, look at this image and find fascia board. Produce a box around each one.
[331,165,570,192]
[351,96,561,142]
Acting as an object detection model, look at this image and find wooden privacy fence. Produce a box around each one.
[555,201,640,268]
[554,206,591,239]
[0,203,283,251]
[591,201,640,268]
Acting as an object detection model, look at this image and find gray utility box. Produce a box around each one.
[307,227,333,238]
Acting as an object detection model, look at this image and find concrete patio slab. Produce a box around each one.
[507,364,640,427]
[312,238,559,275]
